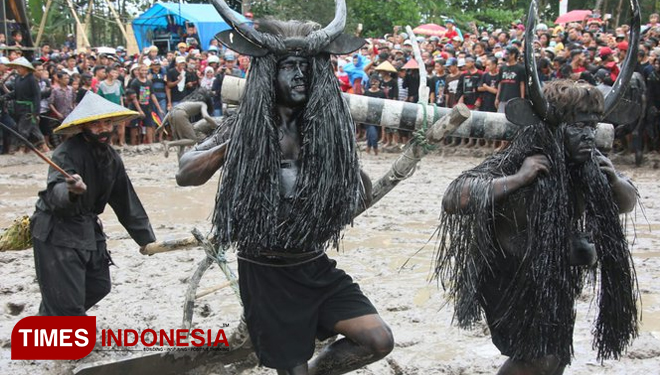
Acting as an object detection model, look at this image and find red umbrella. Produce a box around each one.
[555,10,592,24]
[412,23,447,37]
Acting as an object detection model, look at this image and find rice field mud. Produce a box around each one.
[1,146,659,375]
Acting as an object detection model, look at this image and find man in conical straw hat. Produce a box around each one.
[5,57,48,152]
[30,91,156,316]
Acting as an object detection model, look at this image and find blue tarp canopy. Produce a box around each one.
[132,2,250,51]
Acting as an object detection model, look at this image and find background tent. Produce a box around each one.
[132,2,250,51]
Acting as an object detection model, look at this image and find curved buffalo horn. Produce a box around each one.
[307,0,347,52]
[602,0,641,118]
[525,0,553,124]
[210,0,283,52]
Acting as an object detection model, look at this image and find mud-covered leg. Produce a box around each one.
[308,314,393,375]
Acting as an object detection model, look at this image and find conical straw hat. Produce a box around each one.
[54,91,139,134]
[401,59,419,70]
[374,60,397,73]
[6,57,34,71]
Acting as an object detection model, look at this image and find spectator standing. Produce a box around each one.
[166,56,187,110]
[184,56,200,95]
[49,71,75,133]
[478,56,500,112]
[35,64,55,148]
[363,76,386,155]
[62,56,79,76]
[457,56,483,110]
[76,73,93,106]
[223,52,244,77]
[495,46,526,112]
[428,59,447,107]
[129,65,162,144]
[148,60,167,116]
[444,58,462,108]
[200,66,216,90]
[90,66,106,93]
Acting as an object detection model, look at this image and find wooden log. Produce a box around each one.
[355,105,470,217]
[220,76,616,150]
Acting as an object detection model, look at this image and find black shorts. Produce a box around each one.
[238,254,378,369]
[479,258,573,361]
[480,265,517,357]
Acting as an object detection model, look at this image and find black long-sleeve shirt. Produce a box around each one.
[8,72,40,115]
[32,134,156,250]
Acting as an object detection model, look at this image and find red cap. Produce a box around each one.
[599,47,613,57]
[617,41,628,51]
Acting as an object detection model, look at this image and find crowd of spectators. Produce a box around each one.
[0,12,659,158]
[341,14,660,154]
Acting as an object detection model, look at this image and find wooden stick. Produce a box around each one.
[140,236,198,255]
[195,281,232,299]
[0,121,74,179]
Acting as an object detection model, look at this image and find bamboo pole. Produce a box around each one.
[34,0,54,48]
[65,0,91,47]
[405,25,429,104]
[82,0,94,35]
[102,0,130,45]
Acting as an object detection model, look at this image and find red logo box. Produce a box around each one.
[11,316,96,360]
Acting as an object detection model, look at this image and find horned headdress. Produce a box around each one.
[211,0,364,57]
[209,0,365,256]
[505,0,641,127]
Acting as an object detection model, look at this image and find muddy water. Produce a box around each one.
[1,150,660,374]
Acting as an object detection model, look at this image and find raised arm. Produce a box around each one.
[176,132,228,186]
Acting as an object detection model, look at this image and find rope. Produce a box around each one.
[411,102,438,153]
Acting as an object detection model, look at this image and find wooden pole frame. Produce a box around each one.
[65,0,91,47]
[102,0,129,46]
[34,0,54,48]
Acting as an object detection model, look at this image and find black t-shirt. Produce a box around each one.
[444,73,461,108]
[380,78,398,100]
[498,64,526,102]
[479,72,500,112]
[76,88,89,105]
[457,70,483,106]
[403,73,420,102]
[166,67,186,103]
[185,70,199,96]
[129,78,153,113]
[364,88,386,100]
